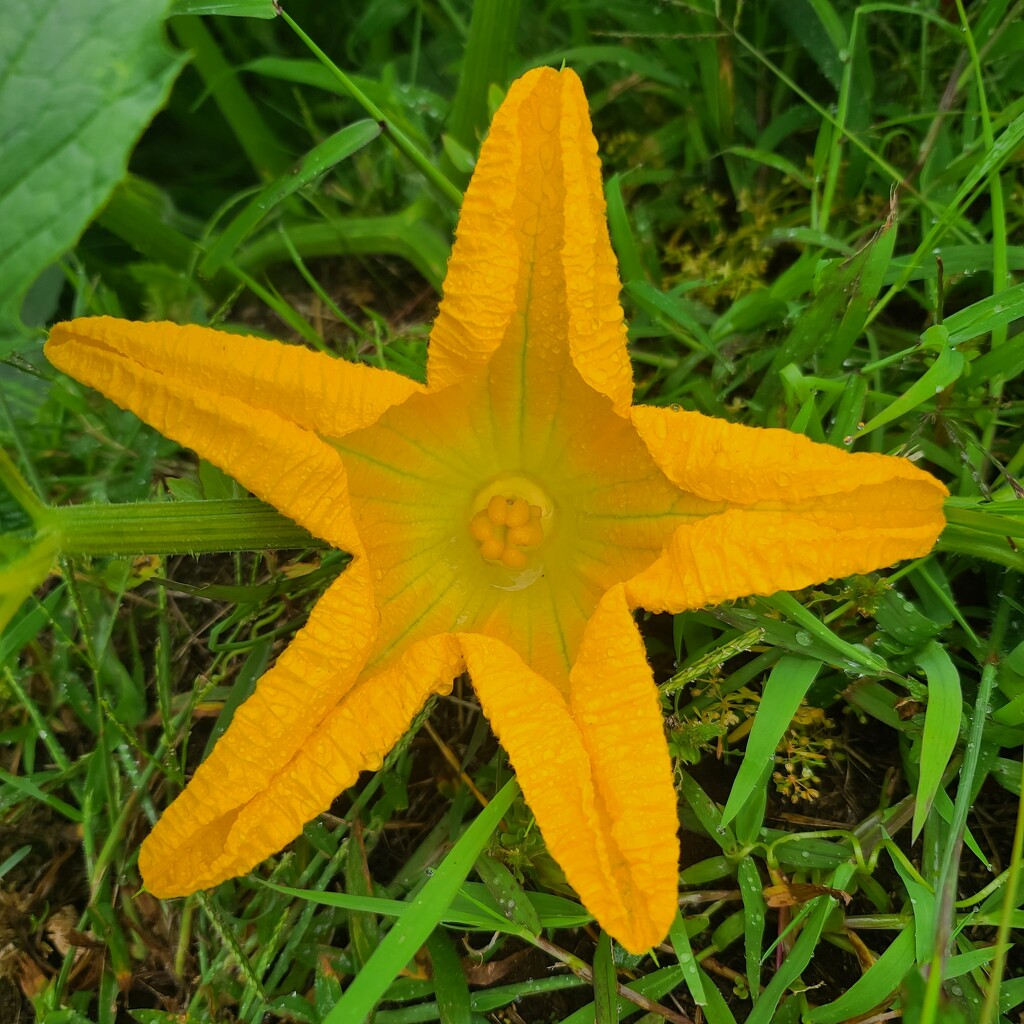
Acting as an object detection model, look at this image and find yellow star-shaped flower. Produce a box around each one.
[45,66,946,953]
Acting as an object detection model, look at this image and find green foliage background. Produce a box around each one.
[1,1,1023,1022]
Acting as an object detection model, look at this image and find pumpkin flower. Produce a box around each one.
[45,67,946,953]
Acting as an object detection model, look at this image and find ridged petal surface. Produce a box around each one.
[140,559,377,893]
[461,625,672,954]
[427,67,633,414]
[45,317,420,550]
[568,584,679,949]
[48,317,421,439]
[627,406,948,612]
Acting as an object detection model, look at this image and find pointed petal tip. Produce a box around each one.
[460,630,676,955]
[427,63,633,412]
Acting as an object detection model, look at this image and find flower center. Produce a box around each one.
[468,476,553,570]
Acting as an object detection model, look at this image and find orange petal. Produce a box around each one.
[140,558,377,894]
[45,317,396,550]
[568,584,678,949]
[427,67,633,414]
[461,629,672,953]
[631,405,948,505]
[141,593,462,895]
[48,317,421,439]
[627,407,947,612]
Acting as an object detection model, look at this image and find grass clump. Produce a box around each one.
[2,2,1023,1022]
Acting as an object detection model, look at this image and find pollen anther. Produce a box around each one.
[470,489,548,567]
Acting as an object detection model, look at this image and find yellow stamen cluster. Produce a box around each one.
[470,494,544,569]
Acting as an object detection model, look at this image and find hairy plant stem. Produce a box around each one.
[51,498,324,557]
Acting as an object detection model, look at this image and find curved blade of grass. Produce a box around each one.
[278,9,462,209]
[453,883,590,930]
[669,910,706,1007]
[765,592,888,674]
[200,119,382,276]
[724,146,813,189]
[694,964,739,1024]
[944,280,1024,346]
[746,864,856,1024]
[912,640,963,839]
[425,928,472,1024]
[169,0,276,14]
[558,964,686,1024]
[261,880,512,932]
[322,778,519,1024]
[853,327,963,439]
[721,656,821,827]
[236,213,449,291]
[737,857,766,1005]
[592,932,617,1024]
[677,768,737,852]
[884,245,1024,284]
[804,926,915,1024]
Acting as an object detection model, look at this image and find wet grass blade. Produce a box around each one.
[201,120,382,276]
[721,656,821,827]
[322,779,519,1024]
[912,641,963,839]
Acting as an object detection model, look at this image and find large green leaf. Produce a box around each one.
[0,0,186,349]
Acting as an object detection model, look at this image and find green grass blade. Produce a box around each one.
[322,779,519,1024]
[669,910,706,1007]
[591,931,618,1024]
[912,641,963,839]
[694,964,740,1024]
[425,928,472,1024]
[200,119,382,276]
[765,592,888,673]
[605,175,646,285]
[474,851,542,934]
[557,964,686,1024]
[677,768,737,852]
[235,211,450,291]
[870,108,1024,324]
[279,9,462,209]
[737,857,765,1004]
[721,656,821,826]
[745,865,856,1024]
[445,0,521,155]
[804,926,916,1024]
[943,280,1024,346]
[752,237,879,406]
[171,16,290,178]
[169,0,276,14]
